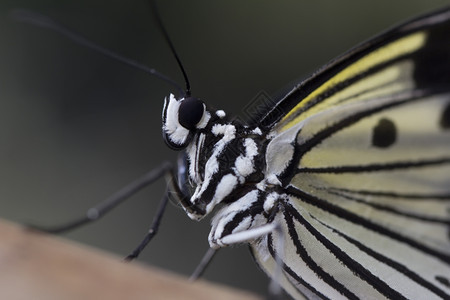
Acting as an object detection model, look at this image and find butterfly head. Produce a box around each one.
[162,93,265,221]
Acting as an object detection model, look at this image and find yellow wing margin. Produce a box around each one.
[277,31,427,132]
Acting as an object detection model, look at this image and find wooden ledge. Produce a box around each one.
[0,219,262,300]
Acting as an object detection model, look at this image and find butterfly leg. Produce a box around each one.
[189,247,218,281]
[29,161,174,234]
[124,190,169,261]
[124,152,194,260]
[188,224,282,282]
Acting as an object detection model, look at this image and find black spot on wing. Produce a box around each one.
[372,118,397,148]
[440,102,450,129]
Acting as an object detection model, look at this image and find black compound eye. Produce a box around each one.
[178,97,205,130]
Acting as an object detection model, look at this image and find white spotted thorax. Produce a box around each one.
[162,93,288,249]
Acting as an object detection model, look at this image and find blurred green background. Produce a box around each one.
[0,0,448,296]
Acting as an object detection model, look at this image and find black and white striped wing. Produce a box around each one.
[251,7,450,300]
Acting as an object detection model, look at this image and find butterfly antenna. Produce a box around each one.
[149,0,191,97]
[10,9,184,96]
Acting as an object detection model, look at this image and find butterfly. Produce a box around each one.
[13,3,450,299]
[159,5,450,299]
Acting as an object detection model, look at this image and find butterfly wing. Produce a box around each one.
[251,7,450,300]
[258,7,450,131]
